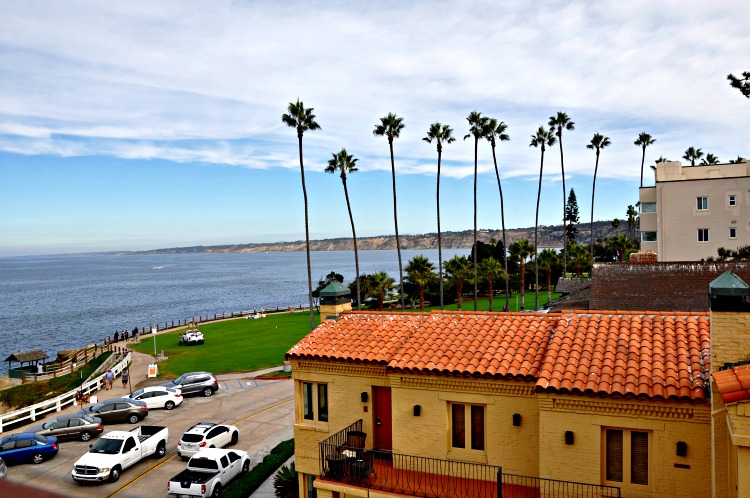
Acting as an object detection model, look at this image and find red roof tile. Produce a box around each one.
[713,364,750,404]
[287,310,712,402]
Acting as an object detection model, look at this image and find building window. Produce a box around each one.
[451,403,485,450]
[604,429,649,486]
[696,197,709,211]
[302,382,328,422]
[729,195,737,207]
[730,227,737,239]
[698,228,709,242]
[641,231,657,242]
[640,202,656,213]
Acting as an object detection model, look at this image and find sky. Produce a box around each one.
[1,1,748,257]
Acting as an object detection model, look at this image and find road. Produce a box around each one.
[4,377,293,498]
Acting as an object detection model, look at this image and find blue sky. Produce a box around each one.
[1,1,748,256]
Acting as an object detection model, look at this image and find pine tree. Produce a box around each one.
[564,189,580,246]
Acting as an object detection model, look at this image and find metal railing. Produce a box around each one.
[499,469,621,498]
[0,352,131,433]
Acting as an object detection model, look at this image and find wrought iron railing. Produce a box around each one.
[318,423,621,498]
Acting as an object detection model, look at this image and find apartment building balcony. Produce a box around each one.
[317,420,621,498]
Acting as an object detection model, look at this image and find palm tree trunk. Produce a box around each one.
[456,280,463,311]
[342,178,360,311]
[639,147,646,188]
[520,261,526,310]
[473,137,479,311]
[419,285,425,311]
[389,138,405,311]
[590,152,600,255]
[547,269,552,303]
[488,279,494,312]
[437,145,444,310]
[491,145,510,311]
[559,139,567,277]
[534,149,545,311]
[297,131,315,331]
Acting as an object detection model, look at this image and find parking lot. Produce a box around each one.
[3,376,294,498]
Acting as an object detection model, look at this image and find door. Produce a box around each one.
[372,387,392,451]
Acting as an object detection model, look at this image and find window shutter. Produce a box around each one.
[606,429,623,482]
[631,431,649,485]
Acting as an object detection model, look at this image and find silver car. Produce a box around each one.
[160,372,219,397]
[26,414,104,442]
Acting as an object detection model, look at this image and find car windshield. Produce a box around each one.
[131,388,145,398]
[181,434,204,443]
[90,438,123,454]
[172,374,187,385]
[42,419,58,429]
[90,401,108,411]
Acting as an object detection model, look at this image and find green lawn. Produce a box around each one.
[130,292,560,377]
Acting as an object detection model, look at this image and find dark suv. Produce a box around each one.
[160,372,219,397]
[77,398,148,424]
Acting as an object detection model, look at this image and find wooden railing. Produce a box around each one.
[11,344,109,383]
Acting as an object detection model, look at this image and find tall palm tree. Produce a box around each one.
[609,234,633,262]
[464,111,488,311]
[634,132,655,188]
[611,218,621,235]
[325,148,361,310]
[682,147,704,166]
[568,243,592,277]
[444,255,471,311]
[729,155,747,164]
[368,272,396,311]
[509,239,534,310]
[587,132,611,255]
[405,255,436,311]
[423,122,455,310]
[700,153,720,165]
[373,113,406,310]
[537,248,558,304]
[282,99,320,331]
[548,112,574,277]
[529,126,556,310]
[484,118,511,311]
[478,256,506,312]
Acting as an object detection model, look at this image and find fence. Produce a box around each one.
[0,351,131,433]
[11,344,108,383]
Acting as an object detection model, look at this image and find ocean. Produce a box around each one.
[0,248,468,377]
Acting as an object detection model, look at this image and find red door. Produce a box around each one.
[373,387,392,451]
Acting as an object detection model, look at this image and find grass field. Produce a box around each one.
[130,292,560,377]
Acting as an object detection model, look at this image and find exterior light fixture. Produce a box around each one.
[512,413,522,426]
[676,441,687,457]
[360,392,368,403]
[413,405,421,416]
[565,431,574,445]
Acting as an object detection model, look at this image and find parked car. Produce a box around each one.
[168,448,250,497]
[0,433,58,465]
[72,426,168,483]
[127,386,183,410]
[177,422,239,460]
[160,372,219,397]
[179,329,204,345]
[26,413,103,442]
[77,397,148,424]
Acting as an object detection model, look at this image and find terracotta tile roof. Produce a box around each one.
[287,310,712,402]
[537,312,711,402]
[713,364,750,404]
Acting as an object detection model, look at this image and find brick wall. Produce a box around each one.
[590,262,750,312]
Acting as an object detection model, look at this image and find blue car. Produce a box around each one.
[0,432,58,464]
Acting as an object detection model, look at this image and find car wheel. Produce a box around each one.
[165,401,175,410]
[155,442,166,459]
[203,387,213,397]
[211,483,221,498]
[110,466,121,483]
[230,432,238,446]
[128,414,139,424]
[31,453,44,464]
[242,461,250,473]
[80,431,92,442]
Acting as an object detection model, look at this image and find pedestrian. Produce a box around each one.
[76,390,84,407]
[122,368,129,388]
[114,330,119,342]
[105,368,114,390]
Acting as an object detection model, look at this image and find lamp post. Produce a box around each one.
[152,314,156,356]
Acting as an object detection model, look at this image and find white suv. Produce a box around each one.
[177,423,239,459]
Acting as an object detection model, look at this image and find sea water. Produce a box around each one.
[0,249,468,376]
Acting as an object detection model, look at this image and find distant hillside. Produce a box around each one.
[136,221,625,254]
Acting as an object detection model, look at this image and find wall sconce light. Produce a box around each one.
[413,405,421,416]
[360,392,368,403]
[676,441,687,457]
[512,413,522,426]
[565,431,574,445]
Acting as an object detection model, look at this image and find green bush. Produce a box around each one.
[222,439,295,498]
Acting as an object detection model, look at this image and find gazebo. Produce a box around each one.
[709,270,750,311]
[4,349,49,379]
[319,281,352,320]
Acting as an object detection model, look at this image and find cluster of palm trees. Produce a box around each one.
[283,99,664,327]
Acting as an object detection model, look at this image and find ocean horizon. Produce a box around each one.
[0,248,468,377]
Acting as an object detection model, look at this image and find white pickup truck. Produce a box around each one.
[180,329,205,345]
[167,448,250,498]
[72,425,168,483]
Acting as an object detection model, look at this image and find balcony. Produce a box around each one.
[318,421,621,498]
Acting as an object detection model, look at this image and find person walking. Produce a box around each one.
[122,368,129,389]
[105,368,114,390]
